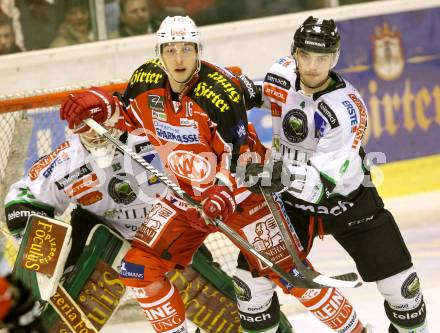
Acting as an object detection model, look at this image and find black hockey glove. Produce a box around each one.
[244,160,285,193]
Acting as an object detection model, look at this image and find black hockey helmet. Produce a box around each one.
[291,16,340,55]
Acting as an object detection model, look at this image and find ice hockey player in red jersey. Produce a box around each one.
[59,15,372,333]
[246,16,428,333]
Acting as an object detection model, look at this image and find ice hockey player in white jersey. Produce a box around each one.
[246,16,428,333]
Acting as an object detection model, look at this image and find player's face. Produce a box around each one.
[162,42,198,86]
[295,49,334,89]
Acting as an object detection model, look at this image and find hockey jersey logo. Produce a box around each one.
[265,73,291,90]
[64,173,99,198]
[55,164,93,190]
[317,101,339,129]
[28,142,70,181]
[148,94,165,112]
[120,260,144,280]
[77,190,103,206]
[264,84,288,103]
[153,121,200,145]
[348,94,367,149]
[282,109,308,143]
[167,151,211,182]
[135,202,177,247]
[241,214,290,270]
[108,173,138,205]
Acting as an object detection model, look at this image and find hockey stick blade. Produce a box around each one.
[260,188,361,289]
[83,118,332,288]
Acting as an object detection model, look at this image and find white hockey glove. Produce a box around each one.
[282,161,324,204]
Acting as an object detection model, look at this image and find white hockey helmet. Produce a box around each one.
[155,16,201,51]
[80,107,123,169]
[155,16,202,76]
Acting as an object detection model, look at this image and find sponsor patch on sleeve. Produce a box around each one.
[349,94,367,149]
[120,260,145,280]
[264,83,288,103]
[265,73,291,90]
[317,101,339,129]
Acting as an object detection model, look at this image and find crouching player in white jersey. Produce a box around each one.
[246,16,428,333]
[3,110,265,332]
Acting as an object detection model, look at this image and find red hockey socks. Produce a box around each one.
[135,278,187,333]
[291,287,365,333]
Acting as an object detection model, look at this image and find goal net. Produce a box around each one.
[0,83,240,325]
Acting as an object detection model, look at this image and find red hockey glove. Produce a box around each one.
[202,185,236,221]
[60,87,115,133]
[185,185,236,233]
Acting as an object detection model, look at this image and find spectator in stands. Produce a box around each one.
[14,0,65,50]
[0,12,21,54]
[50,0,94,48]
[117,0,153,37]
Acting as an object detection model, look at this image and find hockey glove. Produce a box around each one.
[245,160,285,193]
[60,87,116,133]
[185,185,236,232]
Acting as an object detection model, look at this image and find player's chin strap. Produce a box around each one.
[259,187,361,288]
[83,118,358,289]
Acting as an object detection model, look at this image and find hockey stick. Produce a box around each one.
[260,188,361,288]
[83,118,349,288]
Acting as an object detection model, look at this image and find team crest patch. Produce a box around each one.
[108,173,138,204]
[401,272,420,299]
[232,276,251,302]
[282,109,308,143]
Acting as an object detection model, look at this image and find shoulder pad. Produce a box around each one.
[317,81,367,134]
[263,56,296,104]
[126,59,166,94]
[267,56,296,78]
[192,62,243,113]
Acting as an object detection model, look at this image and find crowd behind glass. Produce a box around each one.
[0,0,376,55]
